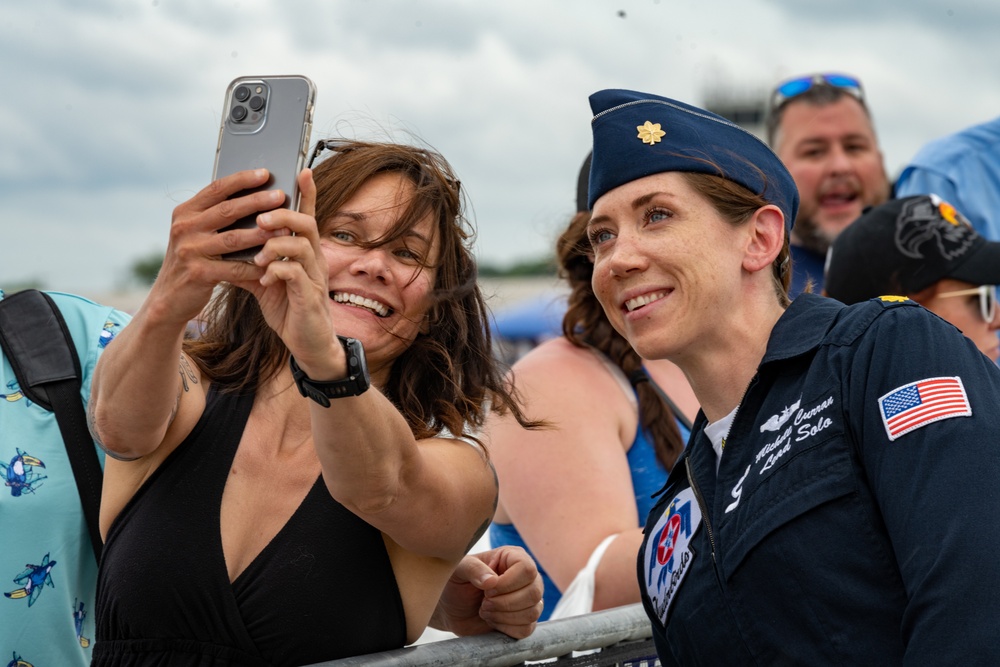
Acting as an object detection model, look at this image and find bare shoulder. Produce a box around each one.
[506,337,633,418]
[512,337,616,386]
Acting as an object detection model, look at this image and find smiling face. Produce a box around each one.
[774,97,890,255]
[587,171,752,362]
[318,171,439,383]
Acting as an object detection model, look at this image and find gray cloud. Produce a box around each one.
[2,0,999,296]
[766,0,1000,35]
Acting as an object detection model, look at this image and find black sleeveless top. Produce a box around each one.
[93,386,406,666]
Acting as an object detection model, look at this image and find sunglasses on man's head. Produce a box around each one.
[937,284,998,324]
[769,73,864,111]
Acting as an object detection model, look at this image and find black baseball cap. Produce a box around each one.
[825,194,1000,304]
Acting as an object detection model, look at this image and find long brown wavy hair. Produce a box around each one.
[557,210,686,471]
[185,139,533,443]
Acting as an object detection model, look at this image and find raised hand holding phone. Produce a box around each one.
[235,167,342,367]
[212,75,316,261]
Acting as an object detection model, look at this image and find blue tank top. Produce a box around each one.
[490,408,690,621]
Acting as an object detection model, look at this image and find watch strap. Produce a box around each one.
[289,336,370,407]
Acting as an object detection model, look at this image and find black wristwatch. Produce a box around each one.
[290,335,370,407]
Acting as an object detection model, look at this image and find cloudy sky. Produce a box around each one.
[3,0,999,299]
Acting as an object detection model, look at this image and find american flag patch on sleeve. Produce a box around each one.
[878,376,972,441]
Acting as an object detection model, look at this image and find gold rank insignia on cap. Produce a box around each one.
[878,295,910,303]
[637,121,665,145]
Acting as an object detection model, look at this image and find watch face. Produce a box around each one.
[326,336,369,398]
[341,337,369,383]
[343,336,366,376]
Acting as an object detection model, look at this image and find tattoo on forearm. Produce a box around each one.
[170,356,196,425]
[466,517,491,554]
[167,386,181,426]
[179,355,198,392]
[464,463,499,553]
[489,461,499,514]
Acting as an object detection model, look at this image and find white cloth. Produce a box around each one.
[705,407,737,472]
[547,534,618,620]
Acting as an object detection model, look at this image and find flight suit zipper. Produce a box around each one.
[685,456,717,563]
[685,372,759,565]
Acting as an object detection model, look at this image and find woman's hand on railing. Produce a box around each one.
[429,546,544,639]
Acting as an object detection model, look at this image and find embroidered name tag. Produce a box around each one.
[878,376,971,441]
[644,488,702,625]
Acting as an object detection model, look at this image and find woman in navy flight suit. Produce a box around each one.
[584,88,1000,665]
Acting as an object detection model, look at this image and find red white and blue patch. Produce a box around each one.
[643,488,702,625]
[878,376,971,441]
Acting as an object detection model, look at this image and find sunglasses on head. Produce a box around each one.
[769,73,864,111]
[307,139,348,170]
[937,284,998,323]
[306,139,461,196]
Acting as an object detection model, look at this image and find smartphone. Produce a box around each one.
[212,75,316,261]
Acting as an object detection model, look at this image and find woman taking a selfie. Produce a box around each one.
[87,139,539,666]
[584,88,1000,665]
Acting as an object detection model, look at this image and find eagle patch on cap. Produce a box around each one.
[895,195,976,261]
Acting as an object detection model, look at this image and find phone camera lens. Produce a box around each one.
[234,86,251,102]
[230,105,248,122]
[248,96,265,112]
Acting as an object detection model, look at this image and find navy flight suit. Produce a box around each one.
[638,293,1000,666]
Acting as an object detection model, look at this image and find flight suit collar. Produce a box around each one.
[761,293,844,364]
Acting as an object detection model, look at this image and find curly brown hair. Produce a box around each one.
[185,139,533,443]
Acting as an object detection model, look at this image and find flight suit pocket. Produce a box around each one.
[718,436,855,578]
[712,437,905,662]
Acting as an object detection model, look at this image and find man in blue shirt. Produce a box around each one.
[896,115,1000,242]
[766,73,892,297]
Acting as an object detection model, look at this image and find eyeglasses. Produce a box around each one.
[307,139,461,196]
[307,138,344,170]
[937,284,998,323]
[769,73,864,111]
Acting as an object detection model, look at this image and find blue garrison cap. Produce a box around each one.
[588,89,798,230]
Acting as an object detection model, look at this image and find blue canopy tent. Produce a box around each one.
[489,290,567,361]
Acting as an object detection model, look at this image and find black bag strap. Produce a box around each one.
[0,289,103,562]
[628,367,695,433]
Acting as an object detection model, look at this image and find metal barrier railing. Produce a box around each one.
[306,604,659,667]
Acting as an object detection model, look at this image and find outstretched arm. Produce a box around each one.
[241,171,498,564]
